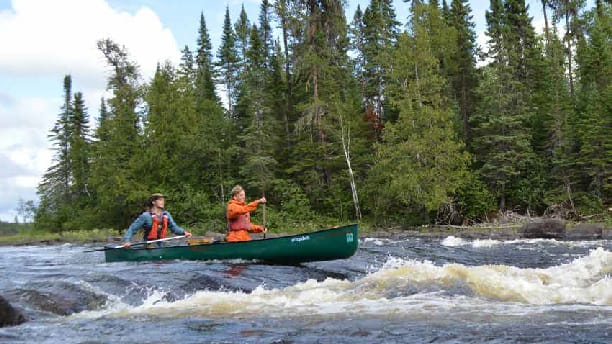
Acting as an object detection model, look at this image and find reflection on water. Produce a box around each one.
[0,236,610,343]
[225,264,246,277]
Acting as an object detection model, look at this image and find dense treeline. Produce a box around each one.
[34,0,612,232]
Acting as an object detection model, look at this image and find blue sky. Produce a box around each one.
[0,0,572,222]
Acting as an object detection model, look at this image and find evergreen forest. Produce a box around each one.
[34,0,612,232]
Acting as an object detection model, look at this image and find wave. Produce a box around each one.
[370,247,612,305]
[74,248,611,320]
[441,235,610,248]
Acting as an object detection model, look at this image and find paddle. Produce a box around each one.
[262,202,267,239]
[84,235,186,252]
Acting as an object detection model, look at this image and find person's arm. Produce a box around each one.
[249,224,266,233]
[123,213,148,247]
[244,198,267,233]
[165,212,191,237]
[227,200,261,219]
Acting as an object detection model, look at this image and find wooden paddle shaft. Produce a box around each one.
[262,203,267,239]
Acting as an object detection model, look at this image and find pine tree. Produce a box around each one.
[359,0,399,139]
[195,13,218,103]
[471,0,538,211]
[99,98,109,124]
[217,6,239,116]
[35,75,74,230]
[442,0,451,20]
[531,24,576,213]
[141,62,178,191]
[90,39,144,228]
[68,92,90,200]
[550,0,587,99]
[504,0,541,85]
[234,5,250,64]
[258,0,274,58]
[268,41,292,169]
[367,2,470,223]
[236,24,279,193]
[349,5,366,92]
[193,14,237,205]
[178,45,195,88]
[143,57,231,223]
[279,0,365,218]
[447,0,479,147]
[36,77,93,230]
[573,3,612,207]
[51,75,72,199]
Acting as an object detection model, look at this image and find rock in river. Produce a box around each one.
[0,295,26,327]
[519,220,566,239]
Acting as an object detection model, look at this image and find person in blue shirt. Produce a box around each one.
[122,193,191,248]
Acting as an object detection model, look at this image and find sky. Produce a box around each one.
[0,0,569,222]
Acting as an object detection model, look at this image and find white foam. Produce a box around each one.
[74,248,612,320]
[472,239,501,248]
[441,236,466,247]
[368,247,612,305]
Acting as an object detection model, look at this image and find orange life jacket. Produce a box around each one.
[146,212,168,240]
[228,212,251,231]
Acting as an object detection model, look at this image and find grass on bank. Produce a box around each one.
[0,226,120,245]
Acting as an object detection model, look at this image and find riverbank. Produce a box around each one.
[0,228,120,246]
[1,219,612,246]
[368,221,612,240]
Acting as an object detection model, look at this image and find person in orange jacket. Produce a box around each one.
[226,185,267,242]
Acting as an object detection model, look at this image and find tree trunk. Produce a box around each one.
[341,117,361,220]
[542,0,550,44]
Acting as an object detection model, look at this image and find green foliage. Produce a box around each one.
[573,4,612,205]
[89,39,145,228]
[217,6,240,115]
[356,0,399,138]
[0,222,35,236]
[165,184,227,231]
[36,76,73,231]
[573,192,604,215]
[195,13,219,104]
[447,0,479,145]
[267,178,316,222]
[472,1,538,209]
[455,173,496,222]
[31,2,612,235]
[367,3,470,224]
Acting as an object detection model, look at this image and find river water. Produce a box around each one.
[0,234,610,343]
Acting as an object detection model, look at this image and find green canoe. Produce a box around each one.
[104,223,359,264]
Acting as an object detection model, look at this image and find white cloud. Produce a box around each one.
[0,95,58,131]
[0,0,180,84]
[0,0,182,221]
[0,151,40,222]
[0,95,56,220]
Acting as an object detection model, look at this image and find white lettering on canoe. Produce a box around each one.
[346,233,354,243]
[291,235,310,243]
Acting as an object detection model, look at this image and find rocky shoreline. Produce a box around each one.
[367,220,612,241]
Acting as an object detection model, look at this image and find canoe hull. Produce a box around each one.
[104,223,358,264]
